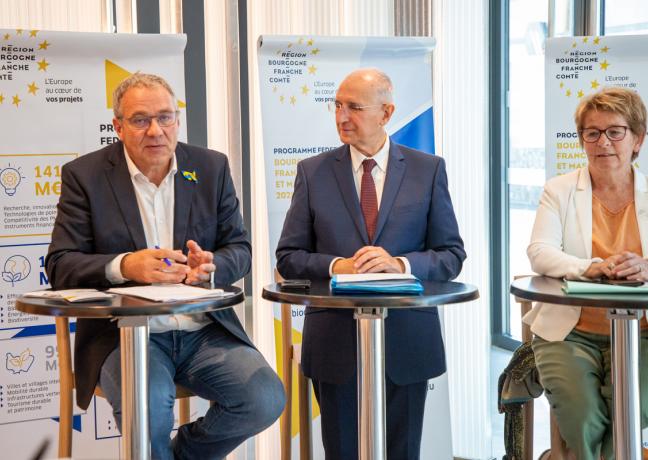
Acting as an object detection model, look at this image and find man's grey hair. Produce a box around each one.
[113,72,176,118]
[370,69,394,104]
[345,68,394,104]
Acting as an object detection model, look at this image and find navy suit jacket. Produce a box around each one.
[276,141,466,385]
[46,141,252,409]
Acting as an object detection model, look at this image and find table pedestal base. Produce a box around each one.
[118,316,150,460]
[609,309,642,460]
[355,307,387,460]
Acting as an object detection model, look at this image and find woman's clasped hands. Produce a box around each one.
[585,251,648,281]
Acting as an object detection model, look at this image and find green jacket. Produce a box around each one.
[497,341,544,460]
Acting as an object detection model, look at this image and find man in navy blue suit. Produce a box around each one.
[276,68,466,459]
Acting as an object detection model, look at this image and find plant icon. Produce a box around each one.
[2,255,31,286]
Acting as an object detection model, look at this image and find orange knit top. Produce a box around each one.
[575,196,648,334]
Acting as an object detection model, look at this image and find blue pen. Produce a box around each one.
[155,245,173,267]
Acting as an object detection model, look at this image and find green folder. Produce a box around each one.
[563,280,648,294]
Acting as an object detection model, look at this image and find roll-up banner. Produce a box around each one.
[0,29,187,459]
[257,35,453,459]
[546,36,648,177]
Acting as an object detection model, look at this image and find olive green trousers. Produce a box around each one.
[533,329,648,460]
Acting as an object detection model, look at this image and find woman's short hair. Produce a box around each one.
[574,87,647,160]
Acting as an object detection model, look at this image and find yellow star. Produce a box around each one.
[600,60,610,70]
[593,37,600,45]
[582,37,589,43]
[311,48,320,55]
[16,29,23,35]
[307,39,314,46]
[601,46,609,53]
[273,86,278,93]
[279,95,285,104]
[29,30,38,37]
[308,65,317,75]
[287,43,293,48]
[559,82,564,88]
[290,96,296,105]
[298,38,304,44]
[27,82,39,95]
[37,58,50,71]
[577,90,584,98]
[3,33,9,40]
[572,41,577,48]
[0,94,4,104]
[301,85,309,95]
[12,94,21,107]
[566,89,572,97]
[38,40,50,50]
[591,79,600,89]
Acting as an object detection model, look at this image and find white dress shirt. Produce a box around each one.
[349,139,390,208]
[328,138,411,275]
[105,149,210,333]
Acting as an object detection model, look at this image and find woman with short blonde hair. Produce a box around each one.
[525,86,648,459]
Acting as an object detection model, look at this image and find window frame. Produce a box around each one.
[490,0,520,350]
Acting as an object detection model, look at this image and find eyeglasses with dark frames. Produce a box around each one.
[579,126,629,143]
[119,111,180,130]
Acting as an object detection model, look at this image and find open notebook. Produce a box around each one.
[23,289,114,303]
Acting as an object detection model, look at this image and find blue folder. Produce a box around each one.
[330,276,424,294]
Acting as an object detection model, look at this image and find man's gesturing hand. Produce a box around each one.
[185,240,216,285]
[121,248,189,284]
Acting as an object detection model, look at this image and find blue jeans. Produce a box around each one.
[99,321,285,460]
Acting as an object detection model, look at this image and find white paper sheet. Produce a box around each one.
[332,273,417,283]
[108,284,228,302]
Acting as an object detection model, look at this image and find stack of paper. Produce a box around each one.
[563,280,648,294]
[23,289,114,303]
[330,273,424,294]
[108,284,229,302]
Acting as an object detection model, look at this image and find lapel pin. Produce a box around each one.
[181,170,198,183]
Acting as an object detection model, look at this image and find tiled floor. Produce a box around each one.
[490,346,551,459]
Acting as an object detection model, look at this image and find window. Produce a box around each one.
[605,0,648,35]
[506,0,548,341]
[493,0,648,348]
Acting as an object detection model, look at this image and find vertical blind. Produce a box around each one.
[433,0,492,456]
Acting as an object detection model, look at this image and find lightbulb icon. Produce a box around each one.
[0,167,23,196]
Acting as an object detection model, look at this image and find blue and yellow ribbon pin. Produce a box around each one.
[181,170,198,183]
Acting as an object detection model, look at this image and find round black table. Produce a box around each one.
[511,276,646,460]
[16,286,243,460]
[263,279,479,460]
